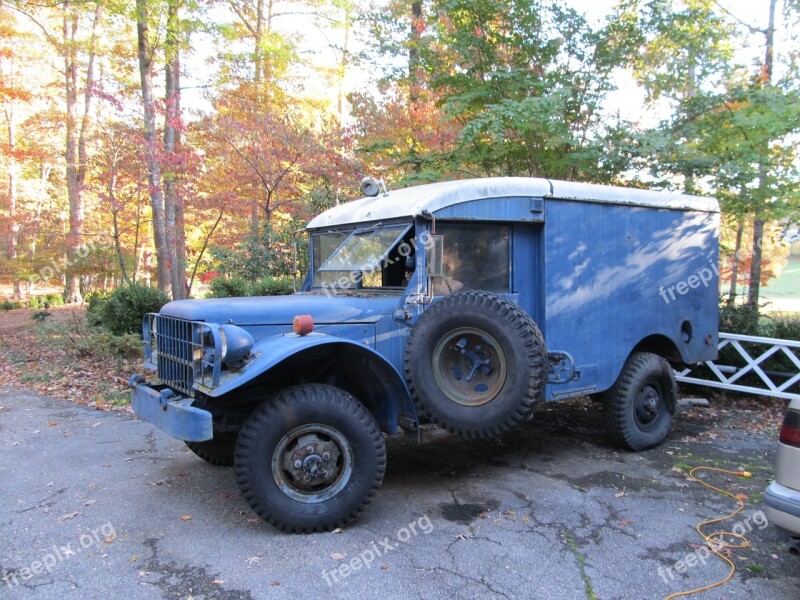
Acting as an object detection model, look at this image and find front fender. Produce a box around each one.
[200,332,418,436]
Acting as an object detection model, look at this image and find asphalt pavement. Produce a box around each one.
[1,386,798,600]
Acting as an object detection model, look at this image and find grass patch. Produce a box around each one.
[35,319,142,362]
[564,531,598,600]
[104,390,130,407]
[8,352,28,366]
[20,372,53,384]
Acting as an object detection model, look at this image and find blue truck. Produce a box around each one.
[130,177,720,532]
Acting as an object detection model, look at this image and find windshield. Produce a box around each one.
[310,222,414,292]
[319,224,411,272]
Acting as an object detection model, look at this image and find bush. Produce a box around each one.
[719,303,762,335]
[85,291,108,326]
[88,283,169,336]
[773,315,800,342]
[207,276,293,298]
[249,276,294,296]
[208,276,250,298]
[46,293,65,307]
[1,299,23,311]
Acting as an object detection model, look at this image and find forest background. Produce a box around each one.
[1,0,799,313]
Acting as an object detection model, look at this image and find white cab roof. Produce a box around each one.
[307,177,719,229]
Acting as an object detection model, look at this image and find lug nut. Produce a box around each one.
[322,452,331,461]
[294,459,302,469]
[303,475,311,483]
[321,470,329,478]
[306,445,314,454]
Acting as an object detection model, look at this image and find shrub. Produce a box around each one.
[773,315,800,342]
[719,303,762,335]
[208,276,250,298]
[46,293,65,307]
[249,276,294,296]
[86,291,109,327]
[1,299,23,311]
[207,275,293,298]
[88,283,169,336]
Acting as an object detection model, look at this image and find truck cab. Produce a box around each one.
[130,177,719,532]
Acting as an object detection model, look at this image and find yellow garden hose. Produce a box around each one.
[664,466,753,600]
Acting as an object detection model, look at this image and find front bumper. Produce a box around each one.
[129,375,213,442]
[764,480,800,536]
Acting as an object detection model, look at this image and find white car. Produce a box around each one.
[765,397,800,537]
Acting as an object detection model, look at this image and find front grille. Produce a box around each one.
[143,314,222,395]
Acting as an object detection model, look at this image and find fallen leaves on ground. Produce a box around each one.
[0,307,139,412]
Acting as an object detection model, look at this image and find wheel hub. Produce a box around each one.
[282,438,339,488]
[635,385,662,426]
[272,425,352,503]
[433,327,508,406]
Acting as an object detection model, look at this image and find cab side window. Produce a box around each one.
[436,224,510,293]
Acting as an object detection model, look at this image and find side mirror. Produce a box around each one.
[425,235,444,277]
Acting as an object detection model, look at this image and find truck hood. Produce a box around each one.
[160,294,400,326]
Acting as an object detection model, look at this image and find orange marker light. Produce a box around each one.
[293,314,314,336]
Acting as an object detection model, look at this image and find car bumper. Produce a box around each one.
[129,375,213,442]
[764,480,800,536]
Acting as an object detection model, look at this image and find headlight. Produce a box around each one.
[217,324,254,368]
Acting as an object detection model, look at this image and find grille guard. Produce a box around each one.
[143,313,223,395]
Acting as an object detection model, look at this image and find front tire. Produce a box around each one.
[234,384,386,533]
[604,352,676,451]
[185,434,236,466]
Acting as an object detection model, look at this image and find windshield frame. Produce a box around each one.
[317,222,412,273]
[307,220,415,293]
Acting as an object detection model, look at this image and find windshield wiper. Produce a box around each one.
[353,222,383,235]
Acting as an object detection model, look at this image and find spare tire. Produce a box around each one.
[405,291,546,438]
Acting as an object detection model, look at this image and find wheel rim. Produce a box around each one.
[432,327,508,406]
[271,424,353,504]
[634,381,664,431]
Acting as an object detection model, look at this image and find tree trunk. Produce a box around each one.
[136,0,171,296]
[727,218,744,306]
[62,0,101,304]
[746,0,776,308]
[63,5,82,303]
[248,0,269,238]
[108,163,131,285]
[4,96,21,299]
[336,3,351,118]
[164,0,186,299]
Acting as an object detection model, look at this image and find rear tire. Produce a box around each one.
[234,384,386,533]
[604,352,676,451]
